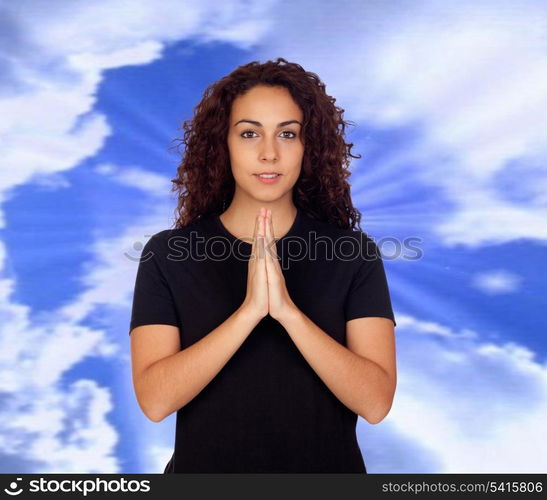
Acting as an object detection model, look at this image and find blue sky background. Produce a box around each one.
[0,0,546,473]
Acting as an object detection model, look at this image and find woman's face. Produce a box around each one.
[227,85,304,205]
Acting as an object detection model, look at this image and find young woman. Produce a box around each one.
[129,57,397,473]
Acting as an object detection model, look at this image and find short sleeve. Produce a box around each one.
[129,235,180,334]
[343,238,396,326]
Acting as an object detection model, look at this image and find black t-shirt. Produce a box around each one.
[129,207,396,473]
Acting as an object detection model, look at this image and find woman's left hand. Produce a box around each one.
[263,208,298,322]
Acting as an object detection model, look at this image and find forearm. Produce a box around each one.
[140,306,261,422]
[278,308,394,424]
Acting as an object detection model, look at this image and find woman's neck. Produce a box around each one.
[220,202,298,241]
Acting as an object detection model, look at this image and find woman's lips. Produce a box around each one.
[254,174,282,184]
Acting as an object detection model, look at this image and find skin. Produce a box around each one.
[221,84,304,244]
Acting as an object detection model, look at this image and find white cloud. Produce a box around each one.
[94,163,175,198]
[0,194,182,472]
[67,41,164,73]
[57,205,176,328]
[471,269,523,295]
[4,380,118,473]
[358,313,547,473]
[257,0,547,247]
[28,172,72,191]
[146,444,174,474]
[0,261,120,472]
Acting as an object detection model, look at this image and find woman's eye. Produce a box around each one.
[280,131,297,139]
[240,130,297,139]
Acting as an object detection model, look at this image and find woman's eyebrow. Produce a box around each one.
[234,119,302,127]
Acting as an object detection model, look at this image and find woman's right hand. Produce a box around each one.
[241,207,269,322]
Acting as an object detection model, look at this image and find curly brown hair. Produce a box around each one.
[170,57,363,231]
